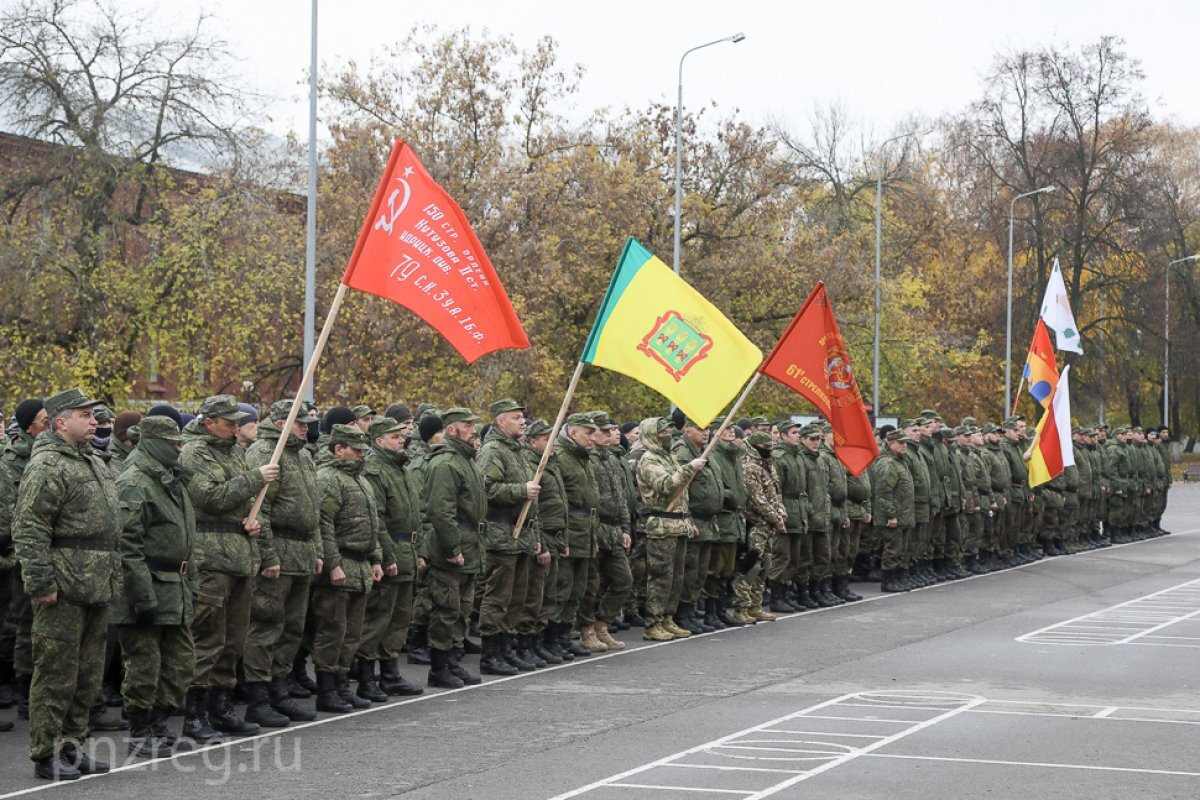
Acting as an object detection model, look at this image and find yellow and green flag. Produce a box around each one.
[581,238,762,426]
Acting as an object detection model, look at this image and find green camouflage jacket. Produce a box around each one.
[1001,438,1030,504]
[801,447,831,533]
[674,436,722,543]
[873,452,915,528]
[526,446,567,552]
[821,447,848,527]
[634,418,697,538]
[363,444,421,582]
[901,447,931,524]
[13,430,121,604]
[181,423,267,576]
[593,444,632,551]
[477,426,540,555]
[317,457,383,592]
[708,439,747,542]
[846,466,872,522]
[771,441,808,534]
[557,433,599,556]
[245,420,320,576]
[917,439,945,514]
[420,436,487,574]
[741,446,785,533]
[112,447,195,625]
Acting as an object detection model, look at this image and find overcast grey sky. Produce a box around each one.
[192,0,1197,138]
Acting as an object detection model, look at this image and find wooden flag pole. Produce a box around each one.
[512,360,587,538]
[666,371,762,509]
[1011,375,1026,417]
[247,282,350,525]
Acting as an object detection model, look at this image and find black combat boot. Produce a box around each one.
[544,624,573,661]
[531,631,563,665]
[59,744,108,775]
[717,595,744,626]
[703,598,726,629]
[427,649,463,689]
[88,703,128,732]
[32,751,81,781]
[560,623,591,657]
[269,675,317,721]
[689,602,716,632]
[624,608,646,627]
[181,687,221,742]
[289,652,316,697]
[768,583,793,614]
[315,671,353,713]
[819,577,845,605]
[355,660,389,703]
[794,581,819,609]
[866,557,883,583]
[446,648,481,685]
[208,687,260,735]
[462,636,482,655]
[674,603,705,633]
[378,658,424,696]
[834,575,862,602]
[406,625,432,665]
[15,673,29,720]
[501,634,537,672]
[244,681,290,727]
[810,579,836,608]
[150,707,178,747]
[336,674,371,709]
[881,569,905,593]
[517,634,547,668]
[479,635,518,676]
[128,708,173,758]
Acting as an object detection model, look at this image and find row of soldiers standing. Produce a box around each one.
[0,388,1175,781]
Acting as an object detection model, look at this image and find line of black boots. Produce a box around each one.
[765,578,863,613]
[670,597,748,633]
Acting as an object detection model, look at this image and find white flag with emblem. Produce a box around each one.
[1039,259,1083,354]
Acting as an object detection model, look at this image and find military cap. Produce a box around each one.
[980,423,999,434]
[352,404,375,419]
[527,419,554,438]
[919,409,942,421]
[960,416,977,427]
[384,402,413,423]
[269,399,318,424]
[1002,420,1021,430]
[1082,427,1096,436]
[441,407,480,426]
[953,426,971,437]
[237,403,259,424]
[799,424,822,438]
[816,420,833,433]
[329,423,370,450]
[900,418,921,429]
[1131,426,1143,433]
[565,412,599,430]
[1005,414,1025,424]
[368,416,403,440]
[885,429,909,442]
[589,411,619,430]
[934,426,956,440]
[489,398,524,418]
[750,416,770,427]
[44,388,103,419]
[198,395,249,421]
[93,405,114,425]
[708,416,726,431]
[777,419,800,433]
[747,431,773,448]
[414,403,439,422]
[138,415,184,443]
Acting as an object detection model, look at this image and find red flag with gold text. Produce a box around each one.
[759,282,879,475]
[341,140,529,362]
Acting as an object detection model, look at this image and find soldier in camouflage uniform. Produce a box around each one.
[837,452,871,601]
[818,422,849,604]
[525,420,568,664]
[420,408,486,689]
[734,431,784,623]
[673,415,720,633]
[358,415,424,697]
[770,421,808,612]
[705,420,747,627]
[477,399,542,674]
[873,430,915,592]
[1001,420,1034,562]
[403,411,444,667]
[936,427,969,578]
[2,398,47,722]
[636,417,706,641]
[243,400,321,725]
[553,414,600,657]
[181,395,279,739]
[957,425,987,574]
[899,420,932,587]
[800,425,839,605]
[14,389,121,780]
[588,412,633,649]
[982,424,1013,563]
[113,415,194,757]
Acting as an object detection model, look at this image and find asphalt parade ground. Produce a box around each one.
[1,486,1198,799]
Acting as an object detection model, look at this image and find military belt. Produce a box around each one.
[690,511,718,522]
[50,537,110,552]
[567,507,597,519]
[485,511,519,525]
[145,557,188,575]
[781,492,803,500]
[597,512,622,526]
[337,547,371,563]
[645,511,688,520]
[389,530,417,544]
[272,526,312,542]
[456,521,487,534]
[197,522,246,536]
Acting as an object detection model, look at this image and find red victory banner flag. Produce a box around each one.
[759,282,879,475]
[342,139,529,362]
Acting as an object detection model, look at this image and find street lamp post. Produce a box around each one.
[1005,185,1056,416]
[1164,254,1200,425]
[673,32,745,276]
[873,129,926,420]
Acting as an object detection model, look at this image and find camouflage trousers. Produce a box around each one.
[941,513,962,566]
[0,567,34,677]
[811,529,833,579]
[518,555,548,635]
[878,525,907,571]
[768,531,800,583]
[1107,494,1131,528]
[627,531,647,609]
[191,570,252,690]
[29,600,107,760]
[682,539,713,607]
[963,512,983,558]
[1005,503,1024,554]
[905,520,929,566]
[116,623,194,713]
[924,513,945,561]
[733,527,772,612]
[834,521,865,576]
[428,569,476,653]
[480,551,530,637]
[535,553,560,629]
[590,546,633,624]
[644,536,687,628]
[554,556,590,629]
[411,568,432,627]
[244,573,311,683]
[310,587,366,675]
[358,579,413,661]
[704,541,738,599]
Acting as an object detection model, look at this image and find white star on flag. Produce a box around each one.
[1039,258,1083,354]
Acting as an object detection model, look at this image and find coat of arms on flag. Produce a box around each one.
[637,311,714,381]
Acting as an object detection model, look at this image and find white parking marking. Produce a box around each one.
[1017,577,1200,645]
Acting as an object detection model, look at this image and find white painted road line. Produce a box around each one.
[1017,576,1200,646]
